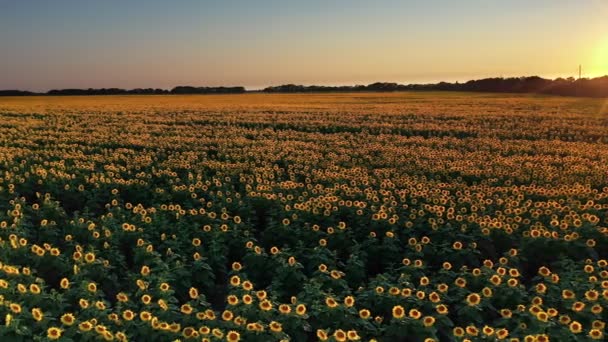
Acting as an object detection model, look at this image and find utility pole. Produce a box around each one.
[579,65,582,80]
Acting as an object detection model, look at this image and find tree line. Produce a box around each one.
[262,76,608,97]
[1,76,607,97]
[0,86,245,96]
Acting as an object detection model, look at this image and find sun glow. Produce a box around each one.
[591,38,608,77]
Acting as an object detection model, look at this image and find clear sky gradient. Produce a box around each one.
[1,0,607,91]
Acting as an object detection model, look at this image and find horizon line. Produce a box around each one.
[2,74,608,93]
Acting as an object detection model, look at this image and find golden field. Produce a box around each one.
[0,93,607,341]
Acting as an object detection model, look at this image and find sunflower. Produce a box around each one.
[535,283,547,294]
[466,293,481,306]
[436,304,449,315]
[359,309,371,319]
[490,275,502,286]
[538,266,551,277]
[230,275,241,286]
[343,330,359,340]
[141,294,152,305]
[455,277,467,288]
[429,292,441,303]
[179,303,193,315]
[116,332,127,342]
[226,330,240,342]
[116,292,129,302]
[31,308,44,322]
[409,309,422,319]
[423,316,436,327]
[95,301,106,310]
[572,301,585,312]
[344,296,355,307]
[536,335,549,342]
[589,329,604,340]
[233,316,246,326]
[189,287,199,299]
[159,282,170,292]
[546,308,558,317]
[221,310,233,321]
[139,311,152,321]
[259,300,273,311]
[536,311,549,322]
[231,262,242,271]
[140,265,150,276]
[569,321,583,334]
[29,284,41,294]
[241,281,253,291]
[559,315,572,325]
[509,269,520,277]
[269,321,282,332]
[122,310,135,321]
[466,325,479,336]
[9,303,22,314]
[156,299,169,311]
[561,288,576,299]
[180,326,195,338]
[241,294,253,305]
[392,305,405,319]
[47,327,62,340]
[296,304,307,315]
[84,252,96,263]
[585,290,599,301]
[79,298,89,309]
[333,329,347,342]
[227,295,239,305]
[169,323,181,333]
[496,328,509,339]
[325,297,338,308]
[204,309,216,320]
[60,313,75,326]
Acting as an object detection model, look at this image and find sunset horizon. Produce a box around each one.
[3,72,608,93]
[2,1,607,92]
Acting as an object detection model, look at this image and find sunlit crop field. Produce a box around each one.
[1,93,607,341]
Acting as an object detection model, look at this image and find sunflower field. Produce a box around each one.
[0,93,607,341]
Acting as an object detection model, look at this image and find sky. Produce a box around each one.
[1,0,607,91]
